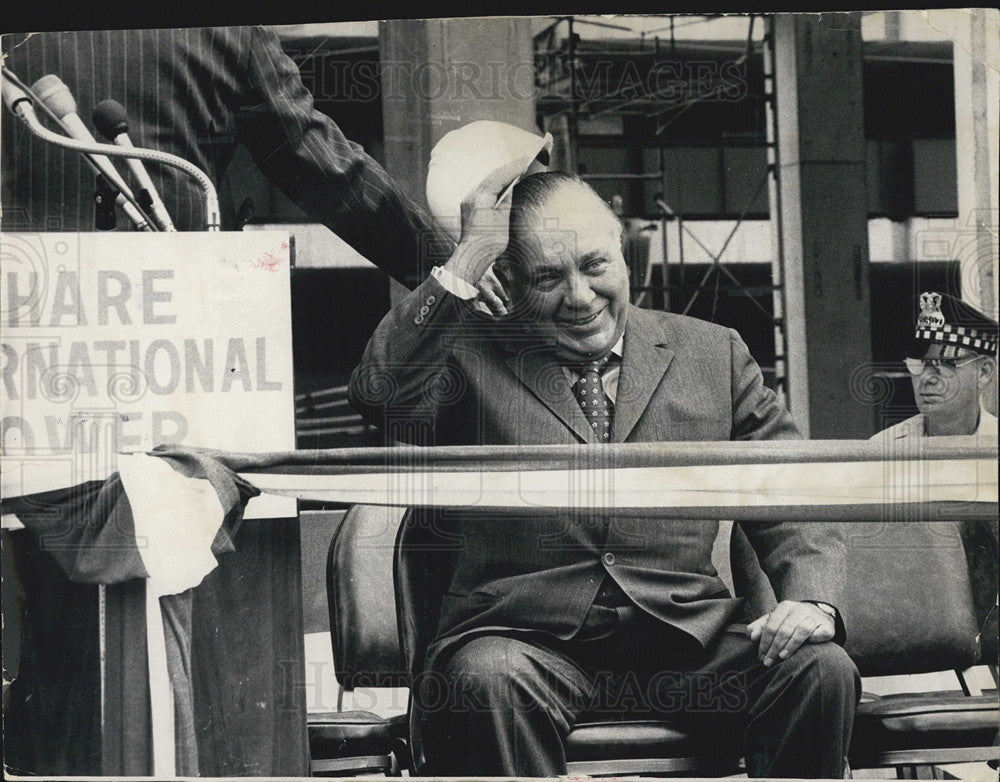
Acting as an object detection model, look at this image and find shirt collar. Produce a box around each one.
[560,336,625,377]
[609,335,624,360]
[916,404,998,437]
[975,405,998,436]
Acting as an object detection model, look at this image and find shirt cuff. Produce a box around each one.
[431,265,478,300]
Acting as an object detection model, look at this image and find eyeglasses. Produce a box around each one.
[903,356,982,376]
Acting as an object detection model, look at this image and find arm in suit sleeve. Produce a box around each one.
[238,25,451,287]
[727,329,848,638]
[349,276,472,441]
[728,328,799,441]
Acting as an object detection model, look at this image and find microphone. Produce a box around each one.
[1,72,33,117]
[4,69,220,231]
[93,99,176,231]
[34,73,219,231]
[2,69,153,231]
[31,76,142,209]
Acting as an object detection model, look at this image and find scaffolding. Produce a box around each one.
[533,15,790,397]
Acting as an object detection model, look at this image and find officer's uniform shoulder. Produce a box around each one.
[870,414,924,441]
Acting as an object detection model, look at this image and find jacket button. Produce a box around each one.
[602,552,615,566]
[419,305,430,315]
[426,295,436,305]
[414,315,424,325]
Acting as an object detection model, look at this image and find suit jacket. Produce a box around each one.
[1,26,441,285]
[350,276,847,668]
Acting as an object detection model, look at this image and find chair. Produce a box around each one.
[731,520,1000,776]
[307,507,410,776]
[958,517,999,685]
[394,508,743,777]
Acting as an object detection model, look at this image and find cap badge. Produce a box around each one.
[917,292,945,329]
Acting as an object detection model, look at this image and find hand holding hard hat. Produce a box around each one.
[427,121,552,315]
[426,120,554,241]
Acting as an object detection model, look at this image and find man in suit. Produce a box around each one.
[350,164,859,778]
[1,26,441,285]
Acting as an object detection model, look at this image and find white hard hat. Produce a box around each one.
[426,120,553,241]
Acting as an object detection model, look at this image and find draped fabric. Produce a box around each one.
[3,447,259,586]
[2,447,259,776]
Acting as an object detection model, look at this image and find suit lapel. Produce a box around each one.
[502,345,598,443]
[612,310,675,442]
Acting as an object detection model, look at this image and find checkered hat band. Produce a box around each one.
[920,323,982,337]
[914,328,996,354]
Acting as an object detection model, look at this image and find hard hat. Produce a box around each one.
[426,120,553,241]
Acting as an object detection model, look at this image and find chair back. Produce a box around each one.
[393,508,464,680]
[327,505,408,689]
[730,521,981,677]
[958,517,998,664]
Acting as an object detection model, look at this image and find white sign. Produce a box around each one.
[1,231,296,517]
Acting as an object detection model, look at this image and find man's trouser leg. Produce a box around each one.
[647,629,860,778]
[423,634,595,776]
[424,626,859,778]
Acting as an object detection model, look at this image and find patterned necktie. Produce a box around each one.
[572,357,614,441]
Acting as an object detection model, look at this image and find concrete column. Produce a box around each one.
[378,18,537,212]
[378,18,537,300]
[950,9,999,317]
[771,13,876,438]
[952,9,999,414]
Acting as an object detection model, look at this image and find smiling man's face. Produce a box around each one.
[509,182,629,362]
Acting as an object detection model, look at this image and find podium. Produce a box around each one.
[1,232,307,775]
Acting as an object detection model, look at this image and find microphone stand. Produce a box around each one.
[2,66,156,231]
[94,174,118,230]
[2,67,220,231]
